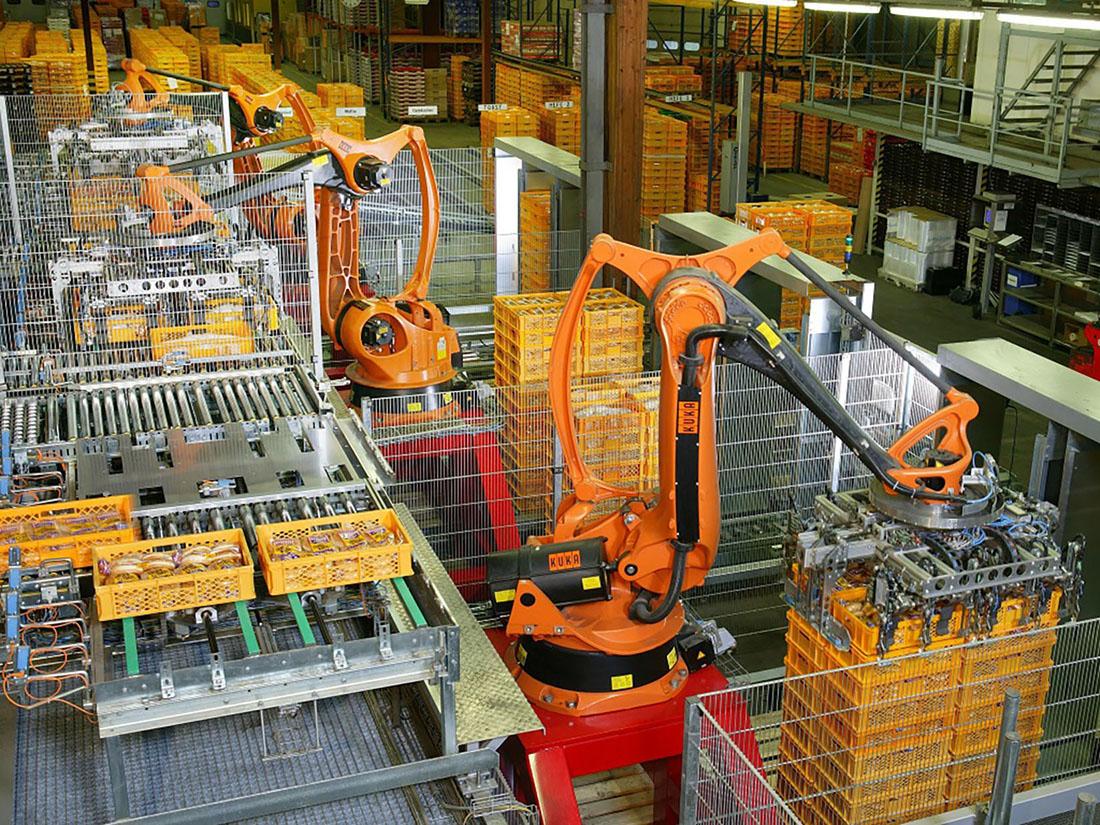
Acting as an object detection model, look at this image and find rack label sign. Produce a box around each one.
[276,107,294,117]
[544,100,574,110]
[478,103,508,111]
[408,105,439,116]
[336,106,366,117]
[664,93,693,103]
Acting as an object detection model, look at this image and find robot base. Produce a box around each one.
[488,629,734,825]
[347,365,459,426]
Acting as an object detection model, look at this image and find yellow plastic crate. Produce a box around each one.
[93,529,254,620]
[0,495,135,572]
[149,321,254,360]
[256,509,413,595]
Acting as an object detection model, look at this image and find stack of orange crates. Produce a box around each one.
[829,161,866,205]
[540,107,579,154]
[317,82,363,108]
[129,29,192,89]
[0,22,35,61]
[494,62,522,106]
[744,203,808,252]
[480,107,540,211]
[800,115,828,178]
[793,199,852,266]
[730,3,804,57]
[203,43,271,85]
[70,29,110,93]
[641,111,687,218]
[750,93,797,170]
[519,190,551,292]
[685,113,712,180]
[687,173,720,213]
[449,55,470,121]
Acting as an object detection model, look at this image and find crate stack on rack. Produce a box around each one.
[203,44,271,86]
[642,111,688,219]
[494,61,522,106]
[425,68,449,120]
[26,30,86,95]
[480,107,539,211]
[540,107,579,154]
[317,82,364,109]
[493,289,648,517]
[643,65,702,94]
[730,3,804,57]
[388,67,427,120]
[800,115,828,178]
[751,93,797,170]
[0,22,36,62]
[687,175,720,213]
[828,123,865,204]
[500,20,558,61]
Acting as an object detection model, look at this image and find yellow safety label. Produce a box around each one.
[581,575,601,591]
[436,336,447,360]
[443,392,453,403]
[611,674,634,691]
[407,401,423,413]
[667,648,678,670]
[756,321,782,350]
[494,588,515,603]
[516,645,527,665]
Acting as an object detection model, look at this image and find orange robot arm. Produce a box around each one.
[117,59,169,114]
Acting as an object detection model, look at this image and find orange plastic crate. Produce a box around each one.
[93,529,254,620]
[256,509,413,595]
[0,495,135,572]
[149,320,254,361]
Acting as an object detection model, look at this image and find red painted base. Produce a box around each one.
[488,629,730,825]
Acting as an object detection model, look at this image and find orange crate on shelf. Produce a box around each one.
[0,495,135,573]
[93,529,254,620]
[255,509,413,595]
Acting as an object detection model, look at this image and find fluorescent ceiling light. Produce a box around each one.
[806,1,881,11]
[736,0,799,7]
[890,5,984,19]
[997,11,1100,30]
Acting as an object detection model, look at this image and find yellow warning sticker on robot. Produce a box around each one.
[667,648,678,669]
[581,575,601,590]
[516,645,527,665]
[756,322,781,349]
[611,674,634,691]
[436,336,447,360]
[494,588,515,603]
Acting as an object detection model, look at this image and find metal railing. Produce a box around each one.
[680,617,1100,824]
[801,55,1088,180]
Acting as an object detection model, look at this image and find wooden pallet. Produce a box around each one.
[574,764,655,825]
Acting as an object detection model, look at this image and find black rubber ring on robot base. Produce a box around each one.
[332,299,372,353]
[516,636,679,694]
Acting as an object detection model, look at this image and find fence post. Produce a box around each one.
[1074,793,1098,825]
[680,697,703,825]
[0,97,23,246]
[986,688,1023,825]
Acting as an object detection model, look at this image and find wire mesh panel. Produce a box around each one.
[2,92,228,181]
[365,343,939,607]
[682,617,1100,825]
[0,168,318,389]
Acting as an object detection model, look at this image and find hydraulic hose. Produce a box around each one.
[630,540,692,623]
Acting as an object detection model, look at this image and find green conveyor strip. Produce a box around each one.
[287,592,316,645]
[235,601,261,655]
[122,617,139,676]
[393,577,427,628]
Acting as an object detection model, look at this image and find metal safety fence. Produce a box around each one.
[364,340,939,610]
[0,167,321,390]
[680,617,1100,825]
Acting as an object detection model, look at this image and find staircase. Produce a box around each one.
[1000,34,1100,142]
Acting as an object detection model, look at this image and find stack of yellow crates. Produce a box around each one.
[161,27,201,78]
[643,65,702,94]
[519,190,551,292]
[778,584,1061,825]
[317,83,363,108]
[203,43,270,85]
[129,29,191,89]
[0,22,36,61]
[642,111,687,218]
[480,107,539,211]
[26,31,86,95]
[70,30,110,93]
[494,62,522,107]
[687,174,720,213]
[493,289,647,516]
[794,199,852,266]
[449,55,470,121]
